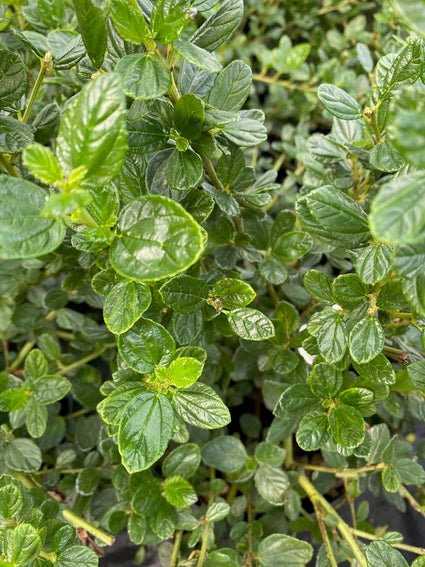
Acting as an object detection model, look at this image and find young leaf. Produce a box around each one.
[174,93,205,140]
[5,524,41,566]
[159,356,204,388]
[226,307,275,341]
[56,73,127,189]
[150,0,190,44]
[354,244,393,285]
[103,281,151,335]
[73,0,107,69]
[118,390,174,473]
[0,176,66,259]
[23,143,63,185]
[329,404,365,448]
[165,148,203,191]
[110,195,205,281]
[212,278,256,310]
[163,475,197,507]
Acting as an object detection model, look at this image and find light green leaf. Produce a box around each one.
[349,316,385,364]
[254,465,289,505]
[56,73,127,189]
[370,172,425,245]
[118,390,174,473]
[206,500,230,522]
[174,93,205,139]
[163,475,197,507]
[172,382,231,429]
[73,0,107,68]
[309,363,342,398]
[5,524,41,566]
[128,513,147,545]
[257,534,313,567]
[25,401,48,438]
[317,83,363,120]
[172,38,222,72]
[212,278,256,310]
[365,540,408,567]
[110,195,205,281]
[109,0,146,44]
[391,0,425,37]
[117,318,175,373]
[23,143,63,185]
[0,176,66,259]
[4,438,42,472]
[116,53,172,100]
[226,307,275,341]
[354,244,393,285]
[150,0,190,43]
[56,545,99,567]
[103,280,151,335]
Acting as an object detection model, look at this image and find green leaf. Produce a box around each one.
[381,39,422,98]
[165,148,203,191]
[317,83,363,120]
[33,375,71,404]
[226,307,275,341]
[381,465,401,493]
[329,404,365,449]
[259,257,289,285]
[402,274,425,316]
[162,443,201,478]
[316,308,347,364]
[163,475,197,507]
[4,438,42,472]
[0,116,34,154]
[0,389,30,411]
[0,485,23,523]
[332,274,368,309]
[354,354,395,386]
[116,53,172,100]
[172,38,222,73]
[407,360,425,395]
[109,0,146,44]
[76,468,100,496]
[99,383,147,425]
[257,534,313,567]
[160,274,208,314]
[349,316,384,364]
[254,442,286,468]
[309,363,343,398]
[118,318,175,373]
[0,49,27,109]
[222,116,268,147]
[254,465,289,505]
[110,195,205,281]
[369,139,404,172]
[118,390,174,473]
[303,270,334,304]
[201,436,247,473]
[354,244,393,285]
[274,384,319,417]
[56,73,127,189]
[212,278,256,310]
[206,500,230,522]
[73,0,107,69]
[365,540,408,567]
[370,172,425,245]
[25,401,48,438]
[23,143,63,185]
[208,61,252,112]
[150,0,190,43]
[0,176,66,259]
[273,231,313,262]
[296,186,370,245]
[393,242,425,278]
[395,458,425,484]
[269,347,299,375]
[172,382,231,429]
[128,512,147,545]
[174,93,205,139]
[5,524,41,566]
[56,546,98,567]
[156,357,203,388]
[296,410,329,451]
[104,281,151,335]
[191,0,244,52]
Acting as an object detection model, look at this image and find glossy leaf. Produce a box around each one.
[226,307,275,341]
[172,38,222,73]
[73,0,107,68]
[103,281,151,335]
[109,0,146,44]
[0,49,27,109]
[191,0,244,52]
[329,404,365,449]
[349,316,385,364]
[160,274,208,313]
[116,53,172,100]
[172,382,231,429]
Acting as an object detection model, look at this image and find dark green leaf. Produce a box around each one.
[73,0,107,68]
[317,83,363,120]
[208,61,252,112]
[116,53,172,100]
[254,465,289,505]
[119,390,174,473]
[33,375,71,404]
[172,39,222,73]
[172,382,231,429]
[329,404,365,448]
[354,244,393,285]
[226,307,275,341]
[160,274,208,314]
[110,195,205,281]
[104,281,151,335]
[332,274,368,309]
[0,49,27,109]
[162,443,201,478]
[109,0,146,44]
[257,534,313,567]
[315,308,347,364]
[303,270,334,304]
[349,316,384,364]
[174,93,205,139]
[365,540,408,567]
[296,410,329,451]
[4,438,42,472]
[165,148,203,191]
[191,0,244,52]
[273,231,313,262]
[0,117,33,154]
[201,436,247,473]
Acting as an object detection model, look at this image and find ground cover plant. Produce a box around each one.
[2,0,425,565]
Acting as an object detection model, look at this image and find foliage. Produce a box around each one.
[1,0,425,566]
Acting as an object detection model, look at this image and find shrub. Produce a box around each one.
[1,0,425,566]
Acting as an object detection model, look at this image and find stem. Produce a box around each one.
[299,463,386,477]
[170,530,183,567]
[202,157,225,190]
[22,55,50,123]
[267,283,280,308]
[9,341,36,371]
[252,73,317,92]
[62,509,115,546]
[197,468,215,567]
[14,4,25,30]
[399,485,425,520]
[344,477,357,531]
[0,154,19,177]
[57,345,114,376]
[284,435,293,467]
[352,528,425,556]
[243,492,254,567]
[298,474,367,567]
[313,500,338,567]
[77,207,98,228]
